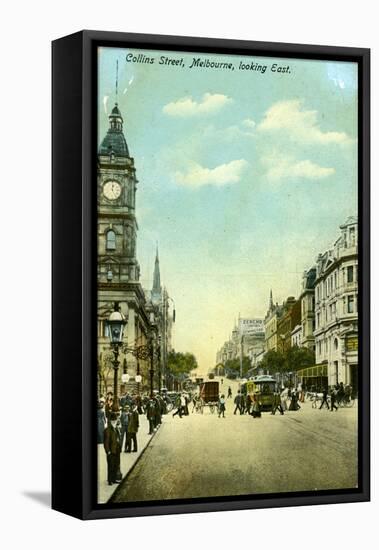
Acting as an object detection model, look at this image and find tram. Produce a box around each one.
[241,375,277,411]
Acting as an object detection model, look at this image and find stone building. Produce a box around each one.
[216,317,265,368]
[300,267,316,351]
[313,216,358,391]
[97,102,153,395]
[277,297,301,353]
[264,290,283,352]
[291,324,302,348]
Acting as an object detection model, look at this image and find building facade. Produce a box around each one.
[264,290,283,352]
[97,103,162,395]
[313,216,358,390]
[300,267,316,351]
[277,297,301,353]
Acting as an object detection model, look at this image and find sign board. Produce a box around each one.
[238,318,265,335]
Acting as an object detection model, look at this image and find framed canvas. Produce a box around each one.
[52,30,370,520]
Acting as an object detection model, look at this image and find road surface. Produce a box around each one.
[111,379,358,503]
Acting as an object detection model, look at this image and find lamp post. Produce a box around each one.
[157,335,162,393]
[149,335,155,397]
[135,360,142,394]
[105,302,127,412]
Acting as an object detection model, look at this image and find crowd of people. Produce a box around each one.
[97,390,172,485]
[317,381,354,411]
[98,380,355,485]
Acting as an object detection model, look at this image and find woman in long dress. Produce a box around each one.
[289,390,300,411]
[251,394,261,418]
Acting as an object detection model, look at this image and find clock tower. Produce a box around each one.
[97,102,139,285]
[97,102,148,391]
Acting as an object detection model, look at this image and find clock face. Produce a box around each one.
[103,180,122,200]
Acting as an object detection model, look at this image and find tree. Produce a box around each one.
[224,357,251,378]
[259,349,285,375]
[284,346,315,372]
[259,347,315,380]
[167,351,198,379]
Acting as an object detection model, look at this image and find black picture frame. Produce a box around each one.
[52,30,370,520]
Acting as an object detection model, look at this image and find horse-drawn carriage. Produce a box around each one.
[194,380,219,414]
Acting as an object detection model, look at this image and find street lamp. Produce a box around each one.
[105,302,127,411]
[157,335,162,393]
[149,334,155,397]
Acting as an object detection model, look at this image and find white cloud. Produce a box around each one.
[257,99,352,145]
[163,93,232,117]
[242,118,256,130]
[175,159,248,188]
[262,154,335,181]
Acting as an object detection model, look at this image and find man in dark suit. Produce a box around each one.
[126,404,139,452]
[234,390,243,414]
[319,387,330,410]
[103,412,122,485]
[271,391,284,415]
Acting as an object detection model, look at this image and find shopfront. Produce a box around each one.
[297,364,328,392]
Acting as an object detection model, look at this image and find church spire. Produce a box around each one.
[269,289,273,310]
[151,245,162,304]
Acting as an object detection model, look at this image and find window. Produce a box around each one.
[347,295,354,313]
[349,226,356,246]
[106,229,116,250]
[347,265,354,283]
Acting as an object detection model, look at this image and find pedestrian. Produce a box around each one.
[233,390,243,415]
[245,393,252,415]
[337,382,345,405]
[289,390,300,411]
[227,386,232,399]
[153,396,162,428]
[126,404,139,452]
[120,405,130,451]
[103,412,122,485]
[97,400,106,444]
[251,394,261,418]
[280,388,288,411]
[135,393,144,414]
[319,387,330,410]
[119,391,127,409]
[330,388,338,412]
[271,391,284,415]
[240,393,246,414]
[183,393,189,416]
[172,393,184,418]
[105,393,113,422]
[146,397,157,434]
[218,394,226,417]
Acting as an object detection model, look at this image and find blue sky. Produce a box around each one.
[98,47,358,372]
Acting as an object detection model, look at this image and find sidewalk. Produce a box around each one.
[97,414,161,503]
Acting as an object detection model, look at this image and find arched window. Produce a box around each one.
[334,338,339,350]
[106,230,116,250]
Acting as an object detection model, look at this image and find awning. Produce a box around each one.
[297,364,328,378]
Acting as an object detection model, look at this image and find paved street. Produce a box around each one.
[111,380,358,503]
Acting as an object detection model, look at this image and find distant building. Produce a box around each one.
[314,216,358,390]
[277,297,301,353]
[291,324,302,348]
[264,290,283,352]
[216,316,265,367]
[300,267,316,351]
